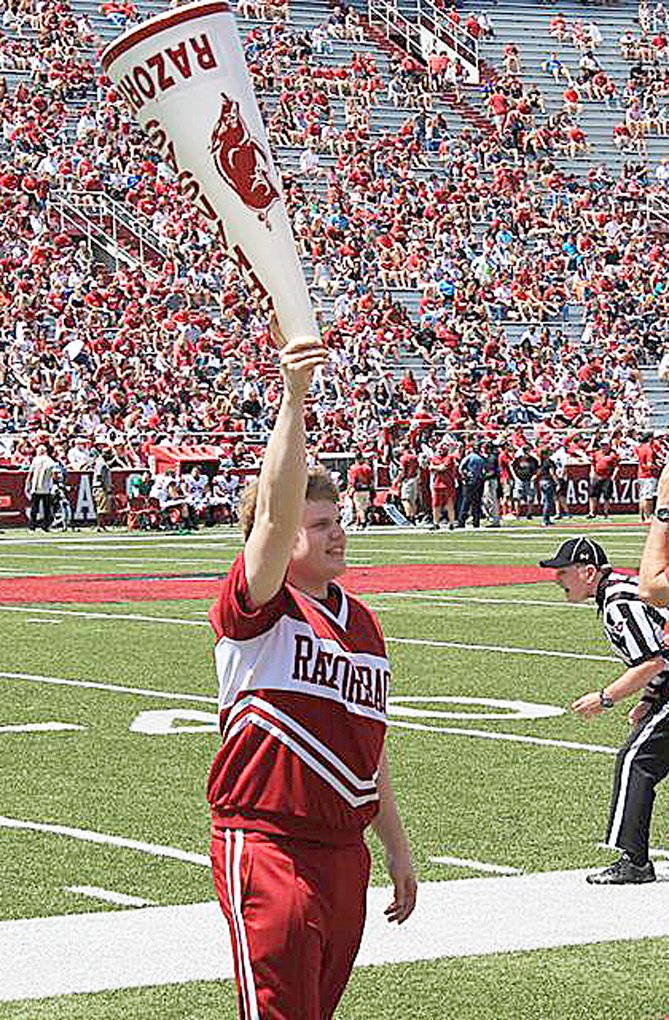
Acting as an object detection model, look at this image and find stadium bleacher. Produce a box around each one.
[0,0,666,524]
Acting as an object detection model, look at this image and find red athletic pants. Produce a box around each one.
[211,829,370,1019]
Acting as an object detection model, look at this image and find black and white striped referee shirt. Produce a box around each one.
[596,572,669,699]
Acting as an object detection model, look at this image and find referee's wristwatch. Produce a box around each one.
[655,507,669,523]
[599,689,615,709]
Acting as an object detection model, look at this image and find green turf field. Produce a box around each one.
[2,521,669,1019]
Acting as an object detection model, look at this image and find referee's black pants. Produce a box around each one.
[605,702,669,863]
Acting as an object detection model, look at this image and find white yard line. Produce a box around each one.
[2,866,669,1001]
[0,525,642,550]
[388,719,616,755]
[0,605,616,662]
[0,671,615,756]
[429,855,522,875]
[66,886,156,908]
[0,533,242,547]
[0,552,371,567]
[0,816,210,866]
[2,553,228,566]
[0,606,209,624]
[387,636,616,663]
[0,671,217,705]
[0,570,61,577]
[368,592,588,610]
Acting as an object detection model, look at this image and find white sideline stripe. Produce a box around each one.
[66,886,156,908]
[0,671,217,705]
[0,816,210,867]
[3,867,669,1002]
[0,722,85,734]
[0,672,617,756]
[429,855,522,875]
[388,719,617,755]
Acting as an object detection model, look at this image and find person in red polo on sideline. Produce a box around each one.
[636,431,664,524]
[429,439,457,530]
[588,437,620,519]
[347,451,374,530]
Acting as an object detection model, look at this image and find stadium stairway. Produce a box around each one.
[12,0,628,361]
[460,0,668,173]
[59,0,491,321]
[640,364,669,428]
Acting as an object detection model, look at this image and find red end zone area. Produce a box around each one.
[0,564,547,604]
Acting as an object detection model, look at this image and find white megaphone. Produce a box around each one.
[102,0,318,345]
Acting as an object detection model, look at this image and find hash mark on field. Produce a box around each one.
[0,722,85,734]
[66,886,156,908]
[429,855,522,876]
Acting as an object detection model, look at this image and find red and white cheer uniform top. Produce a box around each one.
[207,553,389,845]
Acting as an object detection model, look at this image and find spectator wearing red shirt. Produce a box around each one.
[396,442,419,523]
[347,451,374,529]
[636,431,664,523]
[429,440,457,529]
[588,439,620,518]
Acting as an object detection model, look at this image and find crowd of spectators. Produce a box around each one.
[0,0,666,528]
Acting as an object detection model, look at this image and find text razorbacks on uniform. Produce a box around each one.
[292,634,389,713]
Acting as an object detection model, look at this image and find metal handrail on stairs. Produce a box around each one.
[646,188,669,233]
[367,0,479,84]
[48,190,168,276]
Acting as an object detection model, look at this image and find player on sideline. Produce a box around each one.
[207,333,417,1019]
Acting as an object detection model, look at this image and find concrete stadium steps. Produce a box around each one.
[24,0,644,340]
[640,365,669,427]
[457,0,669,171]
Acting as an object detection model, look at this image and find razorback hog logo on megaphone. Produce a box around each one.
[210,91,280,224]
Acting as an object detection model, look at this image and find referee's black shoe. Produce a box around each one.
[586,853,656,885]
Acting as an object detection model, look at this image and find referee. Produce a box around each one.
[540,537,669,885]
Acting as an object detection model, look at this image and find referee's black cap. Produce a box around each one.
[539,537,610,570]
